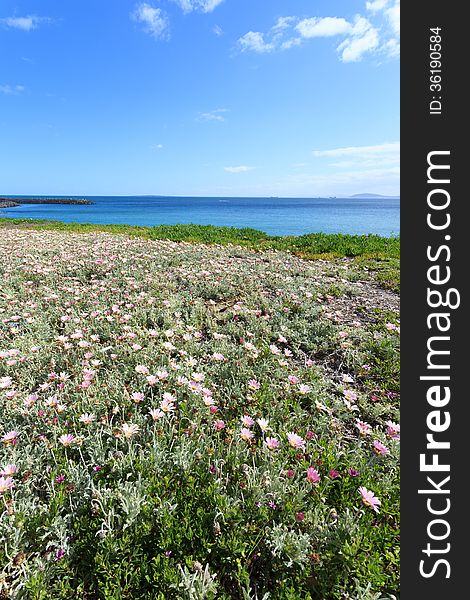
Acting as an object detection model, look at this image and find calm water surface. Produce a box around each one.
[1,196,400,237]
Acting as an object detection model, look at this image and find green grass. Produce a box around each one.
[0,219,400,291]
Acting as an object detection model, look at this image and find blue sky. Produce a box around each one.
[0,0,399,197]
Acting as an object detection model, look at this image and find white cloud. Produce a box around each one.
[0,84,25,95]
[312,142,399,159]
[150,144,163,150]
[383,37,400,58]
[224,165,255,173]
[171,0,224,13]
[197,108,229,122]
[386,1,400,35]
[213,25,224,36]
[238,31,274,53]
[296,17,351,38]
[272,16,296,32]
[337,16,379,62]
[366,0,390,13]
[131,3,169,39]
[281,38,301,50]
[237,8,399,63]
[0,15,51,31]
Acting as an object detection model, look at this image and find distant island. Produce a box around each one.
[0,197,94,208]
[349,193,399,198]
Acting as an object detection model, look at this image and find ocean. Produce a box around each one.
[0,196,400,237]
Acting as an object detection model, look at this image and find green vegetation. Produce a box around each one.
[0,227,399,599]
[0,219,400,291]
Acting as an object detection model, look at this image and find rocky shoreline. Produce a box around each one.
[0,197,94,208]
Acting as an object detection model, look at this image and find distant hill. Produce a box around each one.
[350,193,399,198]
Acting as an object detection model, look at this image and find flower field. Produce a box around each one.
[0,228,400,599]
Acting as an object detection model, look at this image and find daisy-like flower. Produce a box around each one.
[191,372,205,383]
[373,440,390,456]
[0,464,18,476]
[343,389,358,402]
[269,344,281,355]
[278,335,288,344]
[248,379,260,391]
[160,393,176,413]
[135,365,150,375]
[58,434,76,447]
[213,420,225,431]
[240,427,255,442]
[146,375,158,386]
[156,369,169,381]
[298,384,311,394]
[211,353,225,361]
[288,375,300,384]
[0,376,13,389]
[241,415,254,428]
[356,420,372,436]
[257,418,269,432]
[79,413,96,425]
[306,467,321,483]
[149,408,164,421]
[131,392,145,404]
[121,423,140,439]
[265,437,280,450]
[0,476,15,494]
[359,487,381,513]
[2,431,19,446]
[286,432,305,450]
[163,341,176,351]
[385,420,400,440]
[188,380,203,394]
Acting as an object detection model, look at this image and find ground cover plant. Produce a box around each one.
[0,226,400,599]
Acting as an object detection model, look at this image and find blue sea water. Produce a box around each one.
[0,196,400,237]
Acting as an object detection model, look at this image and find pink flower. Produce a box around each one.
[288,375,300,385]
[0,464,18,476]
[146,375,158,386]
[373,440,390,456]
[257,418,269,432]
[79,413,96,424]
[2,431,19,446]
[359,487,381,513]
[58,434,76,447]
[213,420,225,431]
[298,384,311,395]
[135,365,150,375]
[0,476,15,494]
[156,369,169,381]
[211,353,225,361]
[0,376,13,389]
[248,379,260,391]
[131,392,145,404]
[306,467,321,483]
[265,437,280,450]
[343,389,357,402]
[241,415,254,428]
[149,408,164,421]
[329,469,340,479]
[269,344,281,355]
[286,432,305,450]
[385,421,400,440]
[160,393,176,412]
[240,427,254,442]
[356,420,371,436]
[121,423,140,438]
